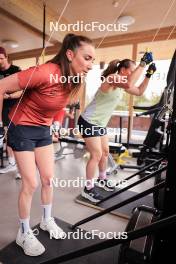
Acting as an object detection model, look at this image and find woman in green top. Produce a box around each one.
[78,52,156,203]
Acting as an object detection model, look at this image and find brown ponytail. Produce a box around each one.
[101,59,135,80]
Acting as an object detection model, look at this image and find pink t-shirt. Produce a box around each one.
[9,63,71,126]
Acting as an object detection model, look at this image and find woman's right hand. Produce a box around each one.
[140,52,153,66]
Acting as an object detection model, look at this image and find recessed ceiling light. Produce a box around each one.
[117,15,135,26]
[112,0,119,7]
[1,40,19,48]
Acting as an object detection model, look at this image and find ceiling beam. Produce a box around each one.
[0,7,59,45]
[94,26,176,48]
[9,45,61,60]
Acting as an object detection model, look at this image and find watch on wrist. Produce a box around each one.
[140,61,146,67]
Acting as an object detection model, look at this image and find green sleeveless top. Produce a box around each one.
[81,88,122,127]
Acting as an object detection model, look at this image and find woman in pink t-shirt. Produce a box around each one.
[0,33,95,256]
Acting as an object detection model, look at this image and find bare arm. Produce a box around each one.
[118,63,156,96]
[101,52,155,96]
[125,77,150,96]
[101,65,146,92]
[0,73,22,122]
[125,65,145,88]
[101,65,151,96]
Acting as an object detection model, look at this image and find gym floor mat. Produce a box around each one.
[75,186,153,220]
[0,218,120,264]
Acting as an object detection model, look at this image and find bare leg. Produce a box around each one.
[7,146,15,160]
[14,151,37,219]
[98,135,109,175]
[35,144,64,239]
[15,151,45,256]
[35,144,54,205]
[84,136,102,185]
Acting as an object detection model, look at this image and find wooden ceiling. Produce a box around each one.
[0,0,175,60]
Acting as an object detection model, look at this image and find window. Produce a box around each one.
[134,60,171,109]
[12,58,36,70]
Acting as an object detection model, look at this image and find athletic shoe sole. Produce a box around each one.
[16,240,45,256]
[81,190,101,203]
[95,182,115,192]
[0,168,17,174]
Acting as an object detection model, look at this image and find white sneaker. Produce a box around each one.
[40,217,65,239]
[15,172,21,180]
[0,163,17,174]
[16,229,45,256]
